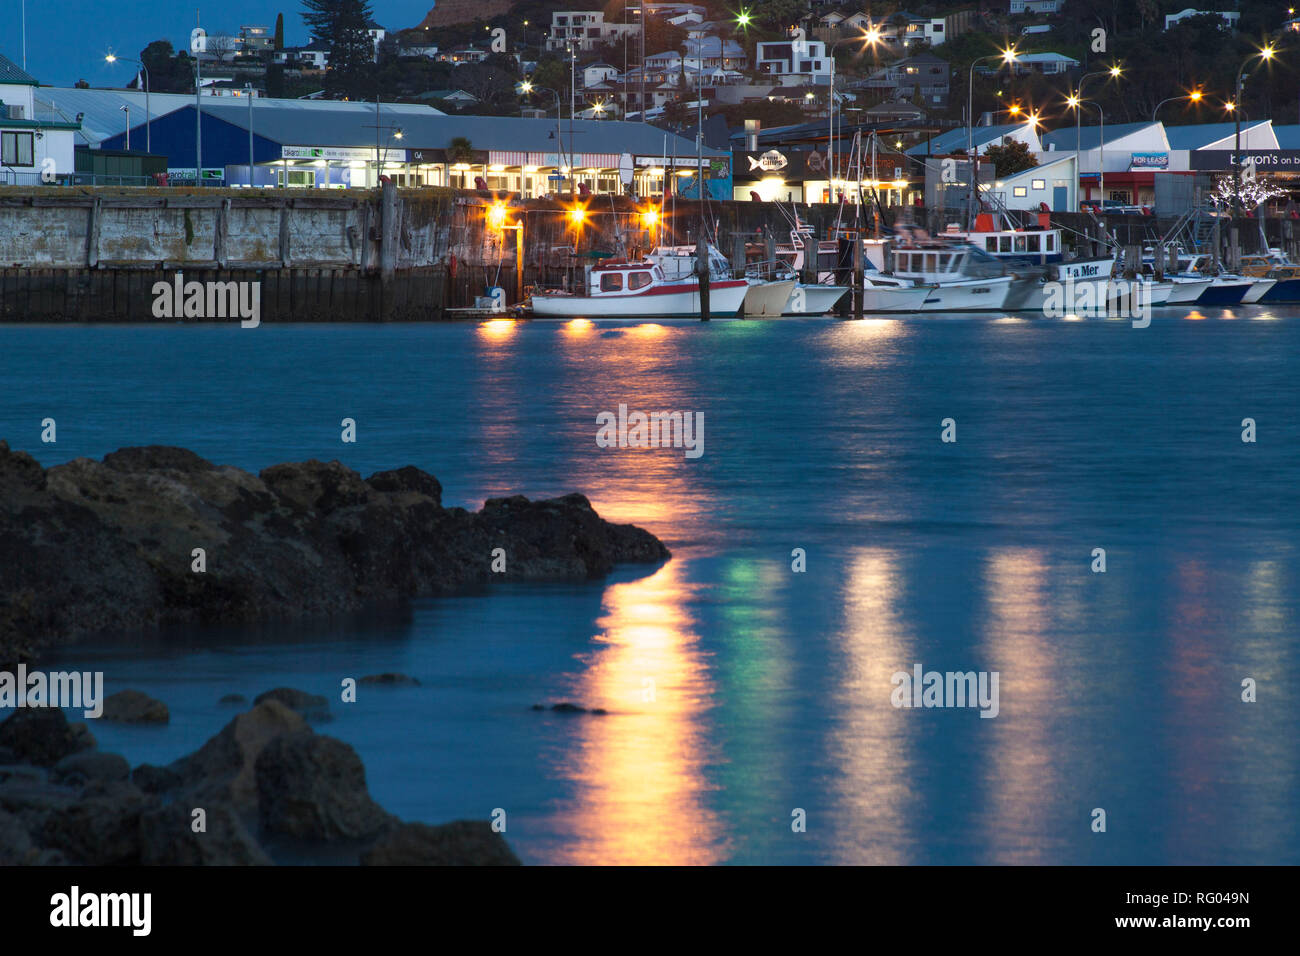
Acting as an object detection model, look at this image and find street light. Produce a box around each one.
[1070,98,1106,207]
[105,53,150,153]
[1151,89,1203,123]
[966,46,1019,217]
[1068,65,1122,208]
[519,80,567,197]
[827,26,885,190]
[119,105,131,151]
[1234,45,1277,218]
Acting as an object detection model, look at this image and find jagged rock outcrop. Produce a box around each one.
[0,442,669,665]
[0,702,520,866]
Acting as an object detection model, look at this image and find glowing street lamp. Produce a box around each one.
[1068,65,1122,209]
[1234,44,1279,217]
[105,52,151,152]
[736,8,751,29]
[1151,89,1204,123]
[965,46,1019,217]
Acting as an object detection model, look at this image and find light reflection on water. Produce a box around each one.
[6,314,1299,864]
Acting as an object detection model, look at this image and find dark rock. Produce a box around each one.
[219,693,247,704]
[255,732,392,841]
[101,689,170,724]
[253,687,330,721]
[133,763,182,794]
[41,779,155,865]
[361,821,521,866]
[550,702,586,713]
[52,751,130,786]
[358,673,420,686]
[0,708,87,766]
[139,801,273,866]
[0,808,35,865]
[171,699,308,813]
[1,443,668,664]
[366,466,442,505]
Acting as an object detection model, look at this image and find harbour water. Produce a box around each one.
[5,310,1299,864]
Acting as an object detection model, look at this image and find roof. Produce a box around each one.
[906,123,1026,155]
[1273,124,1300,149]
[1163,120,1270,149]
[0,52,39,86]
[1015,52,1079,63]
[34,87,446,146]
[1041,121,1158,151]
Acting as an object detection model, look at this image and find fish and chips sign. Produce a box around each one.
[736,148,829,179]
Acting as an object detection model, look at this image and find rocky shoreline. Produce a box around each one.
[0,695,521,865]
[0,441,670,666]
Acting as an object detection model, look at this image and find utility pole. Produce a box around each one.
[195,10,203,186]
[247,83,254,187]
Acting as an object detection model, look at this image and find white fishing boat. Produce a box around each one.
[859,266,934,312]
[742,277,798,317]
[940,212,1066,265]
[1002,256,1116,312]
[529,256,748,317]
[785,281,850,315]
[1164,275,1213,304]
[881,239,1015,311]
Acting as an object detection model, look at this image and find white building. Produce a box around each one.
[584,63,621,89]
[0,54,79,186]
[546,12,640,52]
[1164,8,1240,30]
[988,153,1078,212]
[756,39,832,86]
[1012,52,1079,74]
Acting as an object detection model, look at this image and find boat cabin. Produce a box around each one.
[585,259,665,295]
[890,242,1007,283]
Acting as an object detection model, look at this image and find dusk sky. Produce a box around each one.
[1,1,437,88]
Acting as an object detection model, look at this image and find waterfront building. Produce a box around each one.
[0,53,80,186]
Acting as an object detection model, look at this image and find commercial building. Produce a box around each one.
[0,53,79,186]
[38,85,729,198]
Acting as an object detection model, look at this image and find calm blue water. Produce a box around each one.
[6,310,1299,865]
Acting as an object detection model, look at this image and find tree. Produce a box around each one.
[206,34,238,64]
[301,0,375,98]
[274,14,285,51]
[447,137,475,163]
[983,139,1038,177]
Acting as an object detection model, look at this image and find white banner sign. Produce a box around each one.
[280,146,407,162]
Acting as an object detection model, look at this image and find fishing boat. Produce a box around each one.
[528,255,747,317]
[876,237,1016,311]
[941,212,1066,265]
[1239,253,1300,303]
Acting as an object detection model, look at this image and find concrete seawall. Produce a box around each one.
[1,184,1287,321]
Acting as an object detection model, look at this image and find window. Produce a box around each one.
[2,131,34,167]
[986,237,997,251]
[999,236,1012,253]
[1013,186,1028,197]
[600,272,623,292]
[1014,235,1027,252]
[1026,235,1040,252]
[628,271,652,290]
[1031,179,1045,190]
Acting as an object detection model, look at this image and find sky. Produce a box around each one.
[1,1,437,88]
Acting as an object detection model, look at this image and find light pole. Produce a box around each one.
[827,27,883,190]
[120,105,131,151]
[519,81,565,197]
[1234,45,1276,218]
[106,54,151,153]
[1076,100,1105,203]
[966,47,1019,217]
[1151,89,1203,123]
[1067,65,1121,207]
[246,83,254,187]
